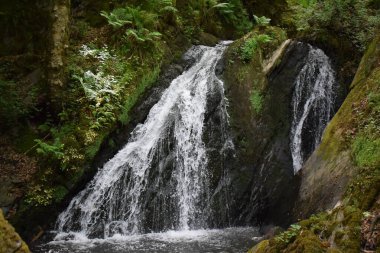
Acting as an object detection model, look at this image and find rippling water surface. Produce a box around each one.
[34,227,259,253]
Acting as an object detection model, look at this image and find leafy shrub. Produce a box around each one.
[253,15,271,26]
[123,28,162,52]
[291,0,380,51]
[185,0,251,35]
[101,5,163,55]
[275,224,302,244]
[25,185,54,207]
[101,6,158,30]
[240,34,272,61]
[218,1,252,34]
[35,138,64,162]
[100,9,133,29]
[76,45,123,130]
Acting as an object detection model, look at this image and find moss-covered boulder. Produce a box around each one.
[248,34,380,253]
[248,240,269,253]
[223,26,305,226]
[296,35,380,218]
[0,210,30,253]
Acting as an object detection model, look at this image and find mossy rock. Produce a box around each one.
[284,231,327,253]
[0,210,30,253]
[247,23,380,253]
[296,35,380,218]
[248,240,269,253]
[196,32,220,46]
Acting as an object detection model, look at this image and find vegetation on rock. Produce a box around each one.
[288,0,380,51]
[248,35,380,253]
[0,210,30,253]
[0,0,379,251]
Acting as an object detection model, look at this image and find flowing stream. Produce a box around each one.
[290,44,337,173]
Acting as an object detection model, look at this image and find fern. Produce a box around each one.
[35,139,64,160]
[240,34,272,62]
[125,29,162,43]
[160,6,178,14]
[253,15,271,26]
[100,10,132,29]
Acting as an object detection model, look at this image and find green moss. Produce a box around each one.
[317,37,380,161]
[240,34,272,62]
[285,230,326,253]
[344,167,380,210]
[119,65,161,125]
[350,35,380,89]
[85,133,106,160]
[248,240,269,253]
[352,135,380,167]
[250,90,264,114]
[0,210,30,253]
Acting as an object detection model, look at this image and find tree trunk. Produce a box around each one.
[48,0,70,114]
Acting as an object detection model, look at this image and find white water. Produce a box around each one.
[55,42,232,239]
[35,227,259,253]
[290,44,336,173]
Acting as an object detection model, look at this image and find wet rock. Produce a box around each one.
[295,35,380,218]
[196,32,220,47]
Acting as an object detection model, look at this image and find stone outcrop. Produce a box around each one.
[0,210,30,253]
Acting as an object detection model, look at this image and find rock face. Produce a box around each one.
[295,35,380,218]
[0,210,30,253]
[222,30,300,226]
[223,28,347,227]
[247,35,380,253]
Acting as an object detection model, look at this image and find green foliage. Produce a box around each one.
[52,185,69,203]
[76,45,124,130]
[290,0,380,51]
[275,224,302,244]
[25,185,54,207]
[119,66,161,124]
[100,9,133,29]
[253,15,271,26]
[368,92,380,113]
[297,0,316,7]
[101,6,158,30]
[352,91,380,168]
[124,29,162,49]
[34,138,64,162]
[0,79,37,129]
[240,34,272,62]
[24,168,69,207]
[185,0,251,36]
[25,168,55,207]
[250,90,263,113]
[101,5,164,55]
[352,135,380,168]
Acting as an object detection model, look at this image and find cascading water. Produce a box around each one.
[35,41,340,253]
[55,42,233,240]
[290,44,337,173]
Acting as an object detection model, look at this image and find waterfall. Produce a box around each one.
[55,42,232,239]
[290,44,337,173]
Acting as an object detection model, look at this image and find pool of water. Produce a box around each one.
[33,227,260,253]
